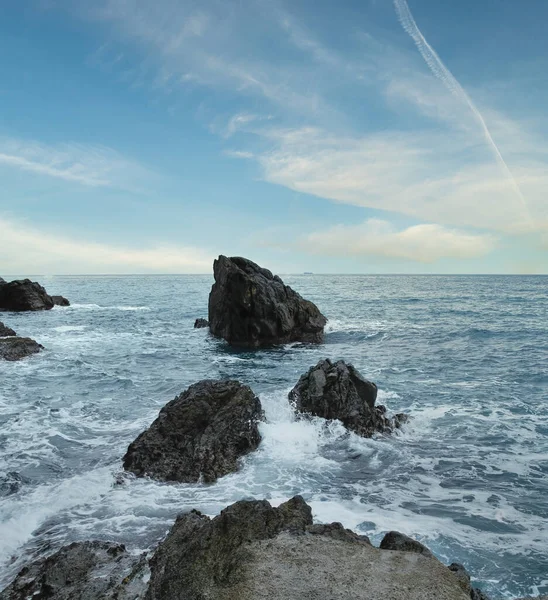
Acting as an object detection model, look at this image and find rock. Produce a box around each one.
[0,277,5,286]
[0,541,148,600]
[380,531,433,557]
[448,563,492,600]
[208,255,327,347]
[145,495,471,600]
[123,379,263,483]
[0,279,54,311]
[289,359,408,437]
[0,337,43,361]
[194,318,209,328]
[52,295,70,307]
[0,322,16,337]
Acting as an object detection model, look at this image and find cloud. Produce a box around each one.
[240,125,548,235]
[0,216,212,274]
[393,0,530,221]
[302,219,496,263]
[0,137,152,190]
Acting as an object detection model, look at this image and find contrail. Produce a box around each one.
[393,0,530,217]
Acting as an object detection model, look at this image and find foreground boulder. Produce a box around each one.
[52,295,70,307]
[123,380,263,483]
[193,318,209,329]
[145,496,471,600]
[289,359,408,437]
[208,256,327,347]
[0,322,16,337]
[0,541,147,600]
[0,337,43,361]
[0,279,54,311]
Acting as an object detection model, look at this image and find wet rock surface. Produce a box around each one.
[0,337,43,361]
[208,255,327,347]
[193,318,209,328]
[123,379,263,483]
[289,359,408,437]
[0,541,148,600]
[0,279,54,312]
[0,322,16,337]
[52,295,70,306]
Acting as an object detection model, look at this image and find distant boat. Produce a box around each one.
[303,272,313,275]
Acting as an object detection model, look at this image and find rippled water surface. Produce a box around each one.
[0,274,547,598]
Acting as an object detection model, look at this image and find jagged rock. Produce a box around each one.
[145,495,471,600]
[194,318,209,328]
[208,255,327,347]
[123,380,263,483]
[448,563,492,600]
[0,541,148,600]
[52,295,70,307]
[0,322,16,337]
[380,531,433,557]
[0,277,5,286]
[0,337,43,361]
[289,359,408,437]
[0,279,54,311]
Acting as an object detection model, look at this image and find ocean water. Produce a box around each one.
[0,274,547,598]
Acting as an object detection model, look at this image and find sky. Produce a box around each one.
[1,0,547,275]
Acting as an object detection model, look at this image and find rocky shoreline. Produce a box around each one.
[0,261,544,599]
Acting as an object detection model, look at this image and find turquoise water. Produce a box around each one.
[0,274,547,597]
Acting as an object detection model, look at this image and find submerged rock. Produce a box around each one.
[52,295,70,307]
[0,279,54,311]
[123,379,263,483]
[145,495,470,600]
[193,318,209,328]
[0,541,147,600]
[289,359,408,437]
[0,337,43,361]
[0,322,16,337]
[208,255,327,347]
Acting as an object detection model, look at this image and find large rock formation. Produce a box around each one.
[0,337,43,361]
[289,359,408,437]
[0,497,513,600]
[208,256,327,347]
[0,279,54,311]
[123,380,263,483]
[0,541,148,600]
[0,322,16,337]
[145,496,471,600]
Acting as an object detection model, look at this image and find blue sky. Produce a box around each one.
[1,0,547,274]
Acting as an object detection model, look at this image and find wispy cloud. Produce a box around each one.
[0,137,152,190]
[302,219,496,262]
[0,216,212,274]
[393,0,530,221]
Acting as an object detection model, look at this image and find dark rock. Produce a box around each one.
[307,522,371,544]
[289,359,408,437]
[0,322,16,337]
[380,531,433,557]
[52,295,70,307]
[0,277,5,286]
[145,496,312,600]
[145,495,471,600]
[0,279,54,311]
[0,337,43,361]
[0,541,148,600]
[194,318,209,328]
[448,563,492,600]
[208,255,327,347]
[123,379,263,483]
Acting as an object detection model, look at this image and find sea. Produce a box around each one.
[0,274,547,598]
